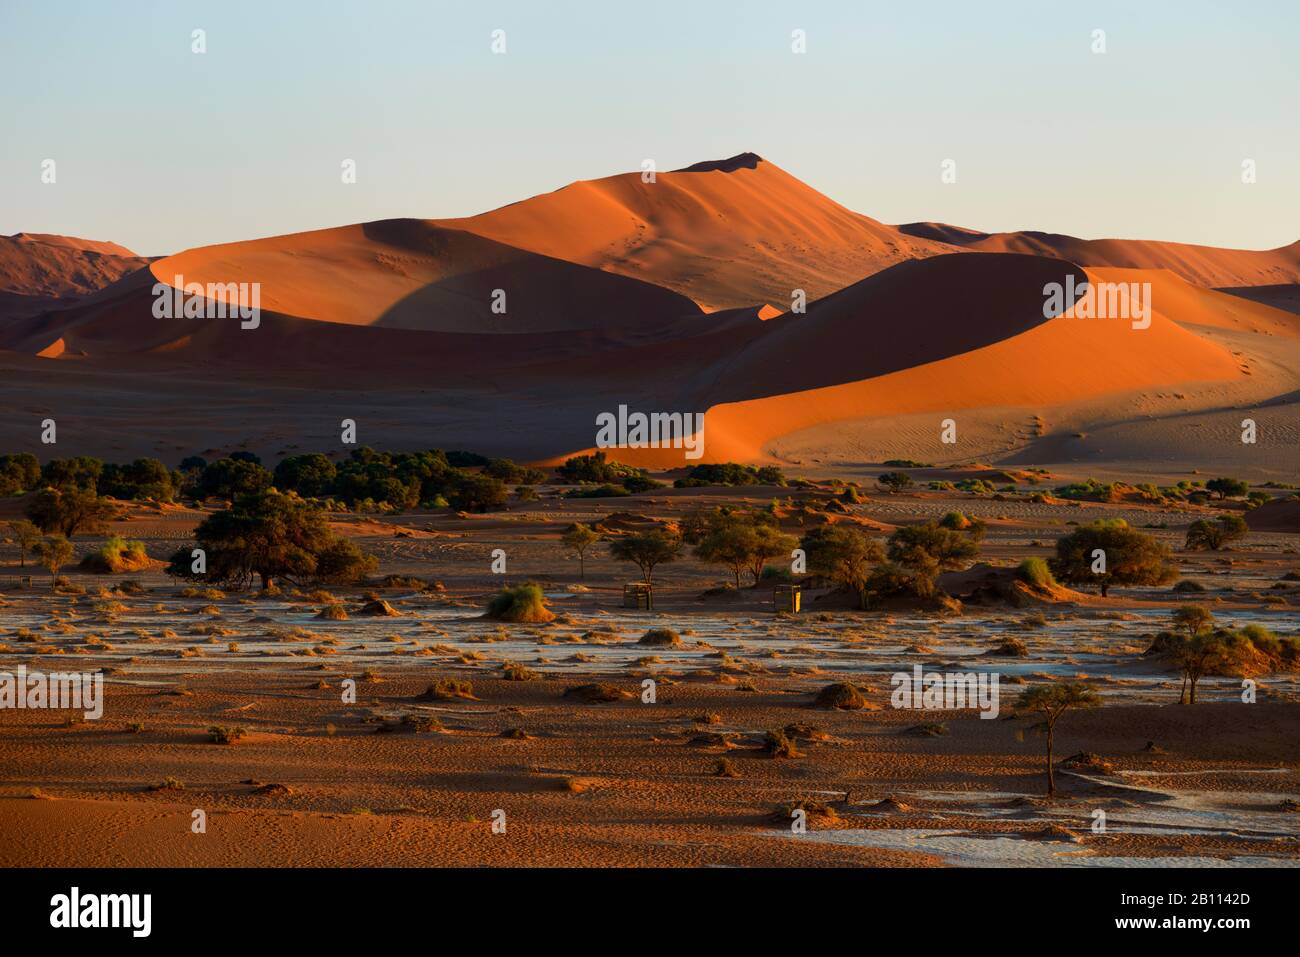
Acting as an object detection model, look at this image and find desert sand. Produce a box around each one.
[1,480,1297,867]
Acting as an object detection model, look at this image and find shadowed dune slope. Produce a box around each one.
[441,153,959,311]
[0,269,689,376]
[1246,497,1300,532]
[0,233,150,320]
[150,219,702,333]
[563,255,1250,466]
[705,254,1089,400]
[898,223,1300,289]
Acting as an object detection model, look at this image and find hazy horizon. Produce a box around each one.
[2,0,1297,257]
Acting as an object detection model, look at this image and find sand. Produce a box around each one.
[1,152,1296,477]
[1,481,1296,867]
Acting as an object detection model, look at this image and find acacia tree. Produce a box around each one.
[7,519,41,568]
[1051,521,1173,597]
[1170,605,1213,703]
[886,521,979,598]
[609,529,681,586]
[1015,682,1101,797]
[877,471,913,493]
[33,535,74,590]
[1205,477,1248,500]
[561,523,601,579]
[746,523,798,585]
[1185,514,1247,551]
[1167,606,1227,705]
[695,520,758,589]
[24,487,117,538]
[167,489,366,591]
[196,457,273,505]
[799,525,884,609]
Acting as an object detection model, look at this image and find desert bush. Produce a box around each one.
[1185,514,1248,551]
[485,583,555,623]
[501,661,540,681]
[562,683,628,703]
[762,728,798,757]
[207,726,246,745]
[638,628,682,647]
[1051,521,1174,596]
[79,536,151,574]
[877,471,913,492]
[421,679,474,700]
[1017,557,1057,588]
[812,682,866,710]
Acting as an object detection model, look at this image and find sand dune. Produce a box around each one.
[898,223,1300,289]
[706,254,1089,400]
[0,233,150,321]
[3,154,1295,473]
[441,153,958,311]
[151,219,701,333]
[577,255,1263,466]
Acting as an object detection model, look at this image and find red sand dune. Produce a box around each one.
[3,154,1296,471]
[0,233,150,320]
[151,219,700,333]
[898,223,1300,289]
[441,153,958,311]
[574,254,1255,466]
[1246,496,1300,533]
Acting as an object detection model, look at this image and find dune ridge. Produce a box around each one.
[899,223,1300,290]
[441,153,959,311]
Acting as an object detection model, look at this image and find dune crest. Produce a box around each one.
[440,153,958,310]
[150,220,701,333]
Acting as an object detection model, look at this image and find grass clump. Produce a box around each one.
[502,661,540,681]
[989,637,1029,657]
[79,536,153,574]
[812,682,866,710]
[638,627,682,647]
[562,682,629,703]
[712,758,740,778]
[485,583,554,623]
[762,728,799,758]
[1017,557,1057,588]
[421,679,475,701]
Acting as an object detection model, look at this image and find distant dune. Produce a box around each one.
[898,223,1300,289]
[0,233,150,321]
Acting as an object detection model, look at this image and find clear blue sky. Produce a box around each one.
[2,0,1296,256]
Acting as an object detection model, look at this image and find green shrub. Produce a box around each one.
[1017,558,1057,588]
[79,536,151,574]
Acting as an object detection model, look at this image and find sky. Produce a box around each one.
[2,0,1296,257]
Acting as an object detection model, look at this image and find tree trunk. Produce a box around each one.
[260,572,274,591]
[1189,676,1198,704]
[1045,722,1056,797]
[1179,674,1188,704]
[1100,582,1109,597]
[578,552,585,580]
